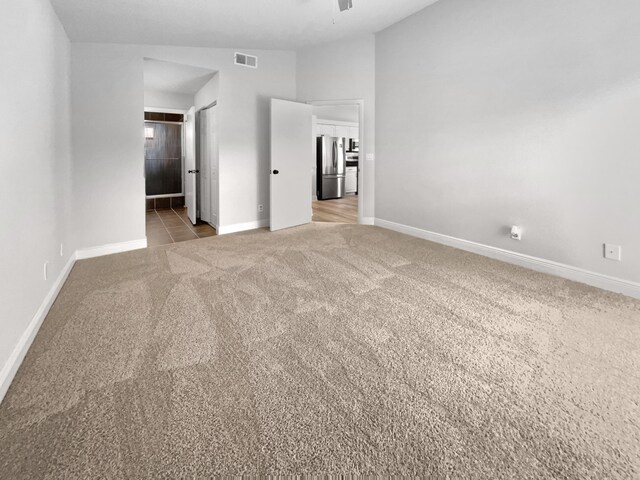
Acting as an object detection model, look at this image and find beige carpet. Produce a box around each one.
[1,224,639,478]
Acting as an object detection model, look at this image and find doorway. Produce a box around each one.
[143,109,216,246]
[143,58,218,246]
[269,98,366,232]
[311,103,360,224]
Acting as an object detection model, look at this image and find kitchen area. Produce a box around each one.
[312,104,360,224]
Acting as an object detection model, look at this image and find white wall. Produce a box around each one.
[376,0,640,283]
[297,35,376,220]
[72,44,146,248]
[194,73,219,110]
[0,0,74,395]
[71,45,296,244]
[144,89,194,110]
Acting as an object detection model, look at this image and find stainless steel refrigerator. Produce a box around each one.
[316,136,346,200]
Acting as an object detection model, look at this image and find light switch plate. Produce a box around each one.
[604,244,621,261]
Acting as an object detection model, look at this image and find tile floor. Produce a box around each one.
[146,208,216,247]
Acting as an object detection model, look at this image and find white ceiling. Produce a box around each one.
[144,59,217,95]
[49,0,441,50]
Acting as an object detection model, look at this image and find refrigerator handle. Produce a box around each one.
[333,140,337,170]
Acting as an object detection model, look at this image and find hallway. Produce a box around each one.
[146,208,216,247]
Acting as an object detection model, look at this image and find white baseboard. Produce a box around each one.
[217,219,270,236]
[75,238,147,260]
[374,218,640,299]
[360,216,375,226]
[0,254,76,403]
[1,237,151,404]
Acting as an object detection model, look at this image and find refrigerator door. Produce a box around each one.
[316,136,347,199]
[335,137,346,176]
[318,136,347,176]
[321,175,345,200]
[317,136,329,175]
[324,136,338,176]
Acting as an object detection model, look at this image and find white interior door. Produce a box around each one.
[198,109,210,224]
[270,99,313,231]
[184,106,197,224]
[208,105,219,228]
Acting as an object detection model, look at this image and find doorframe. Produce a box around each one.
[307,99,366,225]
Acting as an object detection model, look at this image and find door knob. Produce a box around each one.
[272,170,279,175]
[188,169,199,174]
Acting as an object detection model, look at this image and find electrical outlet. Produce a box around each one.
[43,261,48,281]
[510,225,522,241]
[258,204,264,213]
[604,244,621,261]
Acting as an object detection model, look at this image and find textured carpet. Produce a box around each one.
[0,224,639,478]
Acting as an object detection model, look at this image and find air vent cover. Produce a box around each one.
[338,0,353,12]
[234,52,258,69]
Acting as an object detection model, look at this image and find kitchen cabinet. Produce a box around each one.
[316,124,335,136]
[345,166,358,194]
[334,125,351,138]
[315,121,359,139]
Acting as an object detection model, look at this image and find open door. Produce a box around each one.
[207,105,219,228]
[197,104,218,228]
[270,99,313,231]
[184,106,197,225]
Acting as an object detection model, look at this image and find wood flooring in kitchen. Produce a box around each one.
[312,195,358,224]
[146,207,216,247]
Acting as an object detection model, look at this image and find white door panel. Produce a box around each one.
[198,109,210,223]
[270,99,313,232]
[184,106,197,225]
[208,106,219,228]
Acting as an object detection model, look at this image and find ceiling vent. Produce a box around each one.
[234,52,258,69]
[337,0,353,12]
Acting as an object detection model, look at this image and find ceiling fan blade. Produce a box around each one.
[337,0,353,12]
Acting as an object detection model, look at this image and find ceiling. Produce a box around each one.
[49,0,441,50]
[144,59,217,95]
